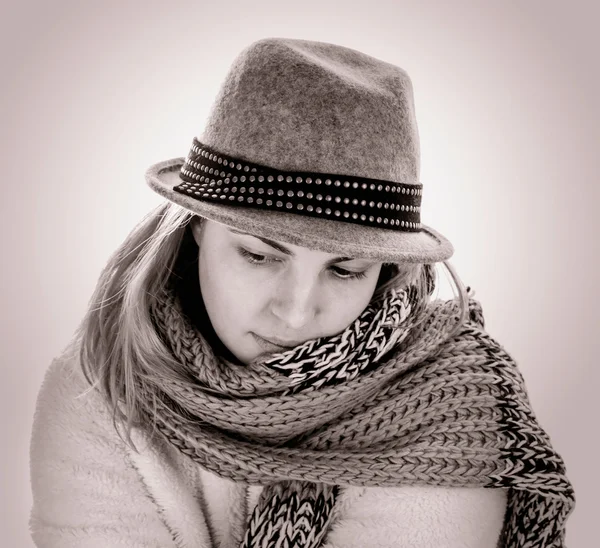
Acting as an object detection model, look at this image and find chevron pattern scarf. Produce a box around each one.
[143,268,575,548]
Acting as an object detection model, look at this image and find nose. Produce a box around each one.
[269,270,320,331]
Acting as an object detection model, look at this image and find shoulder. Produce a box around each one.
[324,485,507,548]
[29,338,130,499]
[31,338,115,446]
[29,338,182,546]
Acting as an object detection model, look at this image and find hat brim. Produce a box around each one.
[145,158,454,264]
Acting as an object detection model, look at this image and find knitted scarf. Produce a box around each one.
[143,269,575,548]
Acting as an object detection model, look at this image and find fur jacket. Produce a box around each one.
[29,339,508,547]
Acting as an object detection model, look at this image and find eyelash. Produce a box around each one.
[236,247,368,281]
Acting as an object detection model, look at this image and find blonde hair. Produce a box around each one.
[74,202,469,449]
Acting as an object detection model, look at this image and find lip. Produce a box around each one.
[252,333,301,349]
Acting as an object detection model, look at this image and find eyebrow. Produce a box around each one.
[228,228,372,265]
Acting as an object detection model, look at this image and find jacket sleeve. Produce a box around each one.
[322,484,507,548]
[29,342,178,548]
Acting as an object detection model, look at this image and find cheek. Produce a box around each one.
[319,275,380,334]
[198,248,260,328]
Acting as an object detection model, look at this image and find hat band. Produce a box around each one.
[173,138,423,231]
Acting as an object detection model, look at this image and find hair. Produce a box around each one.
[74,201,469,450]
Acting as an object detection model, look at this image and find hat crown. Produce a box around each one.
[201,38,420,184]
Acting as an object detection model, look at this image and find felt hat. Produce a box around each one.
[145,37,454,263]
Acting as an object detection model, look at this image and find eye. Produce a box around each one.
[237,247,278,265]
[330,266,368,281]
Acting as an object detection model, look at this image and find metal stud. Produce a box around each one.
[344,181,350,188]
[296,177,303,183]
[286,202,293,209]
[306,193,313,199]
[243,166,250,172]
[334,180,341,187]
[315,178,322,185]
[306,178,312,184]
[266,200,273,206]
[248,187,255,193]
[307,205,314,212]
[316,194,323,201]
[352,182,359,189]
[256,198,263,205]
[277,190,284,196]
[325,195,332,202]
[247,197,254,204]
[297,204,304,210]
[278,175,284,182]
[352,213,358,219]
[325,179,332,185]
[287,191,294,197]
[249,176,255,182]
[237,196,244,202]
[286,176,293,183]
[268,175,274,182]
[276,201,283,207]
[258,188,265,194]
[267,189,274,195]
[343,211,350,218]
[334,210,341,216]
[334,196,341,203]
[316,207,322,213]
[258,175,264,182]
[297,191,304,198]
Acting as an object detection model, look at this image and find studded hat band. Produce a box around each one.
[173,138,423,231]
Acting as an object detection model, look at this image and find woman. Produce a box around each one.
[29,37,574,547]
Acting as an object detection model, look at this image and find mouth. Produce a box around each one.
[251,333,299,350]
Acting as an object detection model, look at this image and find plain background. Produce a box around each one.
[2,0,597,546]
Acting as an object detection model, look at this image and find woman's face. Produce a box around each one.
[191,219,382,364]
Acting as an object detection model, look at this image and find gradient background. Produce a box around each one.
[2,1,597,546]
